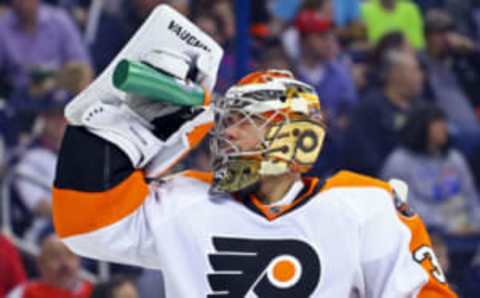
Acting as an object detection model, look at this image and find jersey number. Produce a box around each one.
[413,245,447,284]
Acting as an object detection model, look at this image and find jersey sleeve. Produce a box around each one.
[368,183,458,297]
[396,209,458,297]
[359,188,429,298]
[52,126,191,269]
[326,171,458,297]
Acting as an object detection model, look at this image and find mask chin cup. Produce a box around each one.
[211,158,261,193]
[258,160,289,175]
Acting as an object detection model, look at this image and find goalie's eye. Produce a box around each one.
[221,111,266,133]
[222,111,245,127]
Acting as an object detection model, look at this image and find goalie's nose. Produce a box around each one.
[223,125,240,141]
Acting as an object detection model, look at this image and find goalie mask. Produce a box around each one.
[210,70,326,193]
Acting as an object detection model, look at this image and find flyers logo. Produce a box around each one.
[207,237,321,297]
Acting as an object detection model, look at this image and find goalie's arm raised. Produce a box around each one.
[52,124,155,267]
[52,3,221,269]
[52,101,212,268]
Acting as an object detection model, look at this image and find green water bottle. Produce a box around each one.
[112,59,208,107]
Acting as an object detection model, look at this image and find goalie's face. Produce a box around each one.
[210,70,326,194]
[214,110,269,156]
[210,106,282,194]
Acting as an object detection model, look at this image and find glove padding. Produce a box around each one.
[61,5,221,172]
[65,4,223,126]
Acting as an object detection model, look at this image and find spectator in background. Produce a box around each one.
[421,10,480,135]
[0,235,26,298]
[255,39,292,71]
[294,9,358,176]
[381,105,480,235]
[294,9,357,131]
[421,9,480,187]
[365,31,414,92]
[344,50,423,176]
[281,0,331,62]
[2,62,92,153]
[92,276,139,298]
[442,0,480,38]
[277,0,365,50]
[7,234,92,298]
[361,0,425,49]
[13,99,67,241]
[86,0,161,73]
[293,9,358,176]
[370,31,414,69]
[0,0,92,92]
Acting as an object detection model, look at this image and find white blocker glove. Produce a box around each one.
[64,5,222,171]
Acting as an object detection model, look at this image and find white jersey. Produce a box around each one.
[53,164,456,297]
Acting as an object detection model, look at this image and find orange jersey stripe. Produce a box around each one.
[322,170,393,193]
[53,171,149,238]
[181,170,213,184]
[187,122,213,148]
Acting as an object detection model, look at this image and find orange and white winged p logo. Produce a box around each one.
[207,237,321,297]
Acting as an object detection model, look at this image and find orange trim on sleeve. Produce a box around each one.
[399,216,458,297]
[321,170,393,193]
[52,171,149,238]
[203,88,212,106]
[187,122,213,148]
[181,170,213,184]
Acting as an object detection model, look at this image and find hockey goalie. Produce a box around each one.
[52,5,457,297]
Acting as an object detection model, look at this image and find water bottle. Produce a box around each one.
[112,59,209,106]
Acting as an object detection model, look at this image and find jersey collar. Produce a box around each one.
[238,177,324,221]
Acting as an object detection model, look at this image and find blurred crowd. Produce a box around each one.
[1,0,480,297]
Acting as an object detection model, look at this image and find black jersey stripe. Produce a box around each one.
[54,126,135,192]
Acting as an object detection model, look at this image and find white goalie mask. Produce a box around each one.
[210,70,326,193]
